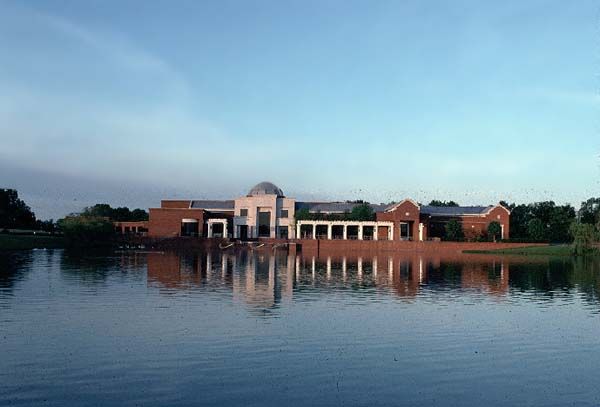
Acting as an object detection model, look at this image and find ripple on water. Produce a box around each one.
[2,249,600,406]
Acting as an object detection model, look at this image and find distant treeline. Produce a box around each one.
[79,204,149,222]
[0,189,148,233]
[500,200,585,243]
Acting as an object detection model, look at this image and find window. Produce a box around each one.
[279,226,288,239]
[240,208,248,217]
[281,209,288,218]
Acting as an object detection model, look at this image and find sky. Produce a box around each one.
[0,0,599,220]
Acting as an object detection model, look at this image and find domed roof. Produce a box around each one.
[247,181,284,197]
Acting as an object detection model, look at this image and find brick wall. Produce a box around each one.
[148,208,205,237]
[376,200,421,240]
[160,200,191,209]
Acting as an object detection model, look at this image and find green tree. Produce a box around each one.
[445,220,464,241]
[81,204,148,222]
[82,204,114,218]
[527,218,545,241]
[57,216,115,247]
[547,205,576,243]
[569,222,598,256]
[131,208,149,221]
[349,203,374,221]
[0,189,38,229]
[294,208,311,221]
[428,200,459,207]
[487,221,502,242]
[579,198,600,225]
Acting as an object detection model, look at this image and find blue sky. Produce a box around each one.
[0,0,599,219]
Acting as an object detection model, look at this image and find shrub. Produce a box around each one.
[57,216,115,247]
[487,221,502,242]
[445,220,464,241]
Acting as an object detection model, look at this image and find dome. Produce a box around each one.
[247,181,284,197]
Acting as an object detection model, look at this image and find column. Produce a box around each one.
[312,223,317,239]
[358,224,363,240]
[389,224,394,241]
[419,223,424,242]
[373,225,378,241]
[343,225,348,240]
[296,223,301,240]
[207,223,213,238]
[327,223,332,240]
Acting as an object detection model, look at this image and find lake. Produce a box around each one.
[1,248,600,406]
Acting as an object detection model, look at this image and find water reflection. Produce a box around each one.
[145,248,600,313]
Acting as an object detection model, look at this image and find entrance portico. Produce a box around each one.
[295,220,395,240]
[207,218,228,238]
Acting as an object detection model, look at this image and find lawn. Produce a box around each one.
[0,234,65,251]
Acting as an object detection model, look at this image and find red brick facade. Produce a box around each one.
[376,202,510,241]
[160,200,191,209]
[376,199,421,240]
[148,208,205,238]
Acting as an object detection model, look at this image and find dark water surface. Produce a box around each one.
[2,248,600,406]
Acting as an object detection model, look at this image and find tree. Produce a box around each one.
[82,204,114,218]
[294,208,311,221]
[349,203,374,221]
[527,218,545,241]
[570,222,598,256]
[445,220,464,241]
[0,189,38,229]
[547,205,576,243]
[81,204,148,222]
[579,198,600,225]
[487,221,502,242]
[428,200,459,207]
[131,208,149,221]
[505,203,530,239]
[57,216,115,247]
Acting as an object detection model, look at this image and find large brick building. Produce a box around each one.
[146,181,509,241]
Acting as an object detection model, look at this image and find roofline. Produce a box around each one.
[424,204,511,217]
[485,204,511,216]
[384,198,420,213]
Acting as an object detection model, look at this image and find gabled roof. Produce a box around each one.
[295,202,389,213]
[190,200,235,210]
[420,205,493,217]
[384,199,420,213]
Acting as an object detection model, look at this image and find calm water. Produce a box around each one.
[2,248,600,406]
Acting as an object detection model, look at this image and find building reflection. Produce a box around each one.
[146,248,523,313]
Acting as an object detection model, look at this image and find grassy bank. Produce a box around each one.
[463,244,578,256]
[0,234,65,251]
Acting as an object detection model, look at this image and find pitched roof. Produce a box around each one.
[190,200,235,210]
[295,202,390,213]
[420,205,492,216]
